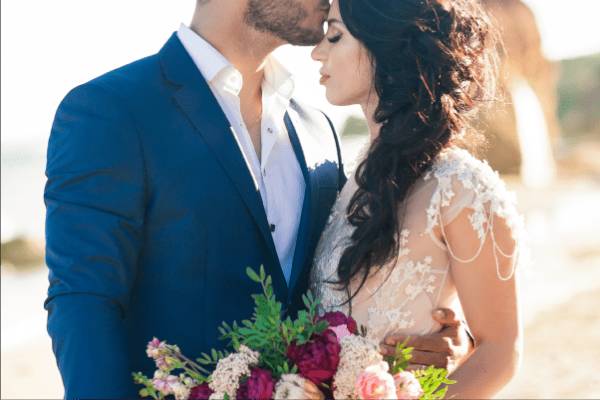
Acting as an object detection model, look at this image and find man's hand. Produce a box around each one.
[380,308,474,373]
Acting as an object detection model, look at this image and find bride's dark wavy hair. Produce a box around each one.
[335,0,500,305]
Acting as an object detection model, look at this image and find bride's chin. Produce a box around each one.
[325,91,356,107]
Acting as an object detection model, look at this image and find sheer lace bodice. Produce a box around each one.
[310,146,524,342]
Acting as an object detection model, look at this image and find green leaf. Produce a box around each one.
[302,294,310,309]
[259,265,266,281]
[246,267,261,283]
[242,320,253,328]
[315,320,329,333]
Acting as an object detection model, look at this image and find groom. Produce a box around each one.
[44,0,471,397]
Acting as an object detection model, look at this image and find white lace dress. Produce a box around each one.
[310,146,524,342]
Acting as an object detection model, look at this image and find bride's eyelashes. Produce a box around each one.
[327,33,342,43]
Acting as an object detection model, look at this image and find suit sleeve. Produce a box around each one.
[44,82,146,398]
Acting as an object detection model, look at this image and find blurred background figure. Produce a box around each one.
[480,0,560,187]
[475,0,600,188]
[1,0,599,398]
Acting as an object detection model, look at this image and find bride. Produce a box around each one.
[310,0,523,398]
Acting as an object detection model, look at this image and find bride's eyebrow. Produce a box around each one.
[327,18,344,27]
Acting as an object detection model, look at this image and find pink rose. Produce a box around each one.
[329,324,353,341]
[355,363,397,400]
[236,368,275,400]
[317,311,358,335]
[287,330,341,385]
[189,383,214,400]
[394,371,423,400]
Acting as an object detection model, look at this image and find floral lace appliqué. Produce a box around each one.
[423,147,524,280]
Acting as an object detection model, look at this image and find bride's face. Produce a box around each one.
[311,0,374,106]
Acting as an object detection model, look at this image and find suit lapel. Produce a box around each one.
[158,33,288,301]
[285,111,322,295]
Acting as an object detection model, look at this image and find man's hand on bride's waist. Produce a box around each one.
[379,308,474,373]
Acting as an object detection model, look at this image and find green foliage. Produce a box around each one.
[218,266,327,379]
[385,339,413,375]
[385,340,456,400]
[132,372,163,400]
[414,366,456,400]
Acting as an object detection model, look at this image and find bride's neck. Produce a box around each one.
[361,95,381,142]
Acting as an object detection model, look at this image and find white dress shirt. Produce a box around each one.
[177,24,305,284]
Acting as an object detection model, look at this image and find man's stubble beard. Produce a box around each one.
[244,0,325,46]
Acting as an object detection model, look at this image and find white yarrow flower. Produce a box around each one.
[172,382,191,400]
[274,374,309,399]
[209,345,260,398]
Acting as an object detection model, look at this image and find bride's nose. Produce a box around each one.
[311,41,327,62]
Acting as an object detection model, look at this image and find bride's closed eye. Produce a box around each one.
[327,33,342,43]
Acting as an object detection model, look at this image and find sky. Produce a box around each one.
[2,0,600,149]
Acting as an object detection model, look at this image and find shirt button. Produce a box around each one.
[262,169,267,177]
[267,127,273,134]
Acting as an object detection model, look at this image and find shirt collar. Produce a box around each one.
[177,23,295,100]
[263,56,296,102]
[177,23,231,83]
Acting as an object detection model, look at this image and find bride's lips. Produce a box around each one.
[319,74,331,85]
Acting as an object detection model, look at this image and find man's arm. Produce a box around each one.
[44,82,145,398]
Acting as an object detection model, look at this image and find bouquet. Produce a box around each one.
[133,267,455,399]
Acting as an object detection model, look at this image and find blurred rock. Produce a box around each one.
[1,236,45,269]
[557,140,600,178]
[340,115,368,137]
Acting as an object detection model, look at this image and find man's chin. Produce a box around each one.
[287,31,325,46]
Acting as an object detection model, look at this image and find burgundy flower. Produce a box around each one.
[189,383,213,400]
[287,329,341,385]
[318,311,358,335]
[236,368,275,400]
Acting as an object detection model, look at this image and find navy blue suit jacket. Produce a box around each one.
[44,33,345,398]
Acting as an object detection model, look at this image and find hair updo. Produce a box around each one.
[335,0,500,304]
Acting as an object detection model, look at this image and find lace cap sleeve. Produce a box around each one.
[423,148,525,280]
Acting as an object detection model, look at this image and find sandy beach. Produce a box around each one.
[499,289,600,399]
